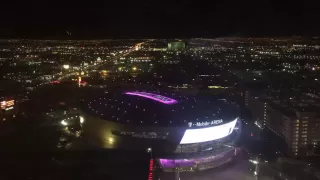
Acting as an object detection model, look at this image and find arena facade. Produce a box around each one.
[79,90,242,171]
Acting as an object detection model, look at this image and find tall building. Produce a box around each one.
[168,41,185,51]
[246,90,320,156]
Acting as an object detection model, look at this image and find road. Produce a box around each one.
[41,41,148,84]
[158,160,256,180]
[181,160,255,180]
[158,159,279,180]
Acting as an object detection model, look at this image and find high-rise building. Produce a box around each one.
[168,41,185,51]
[246,90,320,156]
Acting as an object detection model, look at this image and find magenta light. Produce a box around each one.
[125,92,177,104]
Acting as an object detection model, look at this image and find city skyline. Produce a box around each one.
[1,37,320,179]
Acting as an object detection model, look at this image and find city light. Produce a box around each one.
[61,120,68,126]
[249,159,259,164]
[108,137,114,144]
[254,121,262,129]
[63,64,70,69]
[80,116,84,124]
[2,37,320,177]
[78,76,81,86]
[5,106,13,111]
[1,100,14,110]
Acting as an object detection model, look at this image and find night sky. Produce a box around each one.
[1,0,320,39]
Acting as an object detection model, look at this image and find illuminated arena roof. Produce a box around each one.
[83,91,239,127]
[125,92,178,104]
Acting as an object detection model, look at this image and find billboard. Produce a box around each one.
[1,100,14,111]
[180,118,237,144]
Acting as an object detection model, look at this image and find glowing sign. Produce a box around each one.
[125,92,177,104]
[148,159,153,180]
[188,119,223,127]
[1,100,14,110]
[180,118,238,144]
[50,80,60,84]
[208,86,228,89]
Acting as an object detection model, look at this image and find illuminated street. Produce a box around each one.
[159,160,278,180]
[50,41,148,84]
[158,160,254,180]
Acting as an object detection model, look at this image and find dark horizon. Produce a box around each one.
[1,1,320,39]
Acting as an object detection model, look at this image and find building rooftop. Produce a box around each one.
[82,91,239,127]
[252,89,320,118]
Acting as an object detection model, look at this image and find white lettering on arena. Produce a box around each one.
[180,118,237,144]
[188,119,223,127]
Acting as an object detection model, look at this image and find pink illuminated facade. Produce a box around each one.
[125,92,177,104]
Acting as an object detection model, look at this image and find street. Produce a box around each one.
[158,158,281,180]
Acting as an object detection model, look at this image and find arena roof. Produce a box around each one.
[83,91,239,127]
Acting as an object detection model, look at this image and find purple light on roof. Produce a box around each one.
[125,92,177,104]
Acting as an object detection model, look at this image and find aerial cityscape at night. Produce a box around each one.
[1,38,320,179]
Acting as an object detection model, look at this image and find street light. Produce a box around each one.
[80,116,84,124]
[249,158,260,177]
[61,120,68,126]
[249,159,259,164]
[63,64,70,69]
[108,137,114,144]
